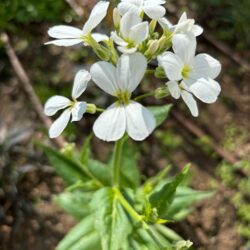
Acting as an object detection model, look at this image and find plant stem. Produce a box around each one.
[112,138,124,187]
[145,69,155,75]
[114,187,148,229]
[96,108,104,112]
[134,92,155,101]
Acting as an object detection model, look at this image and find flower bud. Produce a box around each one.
[149,19,157,34]
[113,8,121,30]
[154,87,170,99]
[158,36,172,54]
[155,66,166,79]
[86,104,97,114]
[149,40,160,55]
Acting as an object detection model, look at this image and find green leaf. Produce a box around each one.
[149,105,172,127]
[87,159,111,186]
[53,191,92,220]
[80,134,93,165]
[149,166,189,218]
[41,145,89,185]
[91,188,132,250]
[120,141,140,189]
[56,215,97,250]
[167,187,213,220]
[70,231,101,250]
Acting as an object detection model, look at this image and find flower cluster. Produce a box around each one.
[44,0,221,141]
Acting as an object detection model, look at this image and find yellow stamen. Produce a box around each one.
[182,65,192,79]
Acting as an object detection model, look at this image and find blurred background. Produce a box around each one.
[0,0,249,249]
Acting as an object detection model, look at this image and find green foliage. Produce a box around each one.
[56,215,101,250]
[216,160,250,245]
[120,141,141,189]
[91,188,132,250]
[0,0,68,29]
[190,0,250,49]
[149,104,172,127]
[149,166,189,218]
[41,134,212,249]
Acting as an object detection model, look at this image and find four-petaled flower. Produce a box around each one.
[45,1,109,47]
[90,53,156,142]
[111,11,149,54]
[158,33,221,117]
[44,70,91,138]
[159,12,203,38]
[118,0,166,20]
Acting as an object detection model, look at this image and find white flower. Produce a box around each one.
[158,33,221,117]
[44,70,91,138]
[90,53,156,142]
[111,11,149,54]
[118,0,166,20]
[45,1,109,47]
[159,12,203,37]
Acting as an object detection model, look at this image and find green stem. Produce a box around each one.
[145,69,155,75]
[112,138,124,187]
[134,92,155,101]
[114,187,148,229]
[96,108,105,113]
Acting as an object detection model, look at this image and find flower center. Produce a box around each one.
[116,90,131,106]
[182,65,192,79]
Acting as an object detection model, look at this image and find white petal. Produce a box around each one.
[93,103,126,142]
[118,2,141,16]
[111,31,128,46]
[71,102,87,122]
[49,109,71,138]
[143,5,166,19]
[47,25,82,39]
[158,17,173,31]
[129,21,149,44]
[191,53,221,80]
[72,70,91,99]
[90,61,118,96]
[188,78,221,104]
[44,96,71,116]
[125,101,156,141]
[181,91,199,117]
[45,39,82,47]
[117,46,138,54]
[116,52,147,93]
[120,11,141,38]
[82,1,110,34]
[144,0,166,5]
[172,33,197,64]
[91,33,109,42]
[173,20,194,34]
[191,25,203,36]
[157,52,183,81]
[167,81,181,99]
[178,12,187,23]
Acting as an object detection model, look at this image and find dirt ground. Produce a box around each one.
[0,1,250,250]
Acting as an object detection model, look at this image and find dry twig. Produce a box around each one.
[0,32,66,148]
[202,33,250,72]
[171,110,239,165]
[65,0,85,17]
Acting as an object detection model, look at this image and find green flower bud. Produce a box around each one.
[86,103,97,114]
[149,19,157,34]
[158,36,172,54]
[155,66,166,79]
[154,87,170,99]
[145,40,160,59]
